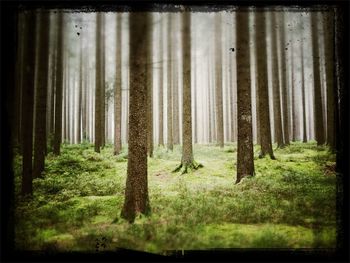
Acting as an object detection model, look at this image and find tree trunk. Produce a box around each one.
[21,10,37,196]
[323,11,335,150]
[279,13,290,146]
[100,14,106,148]
[291,39,297,141]
[121,12,151,223]
[255,11,275,159]
[114,13,122,155]
[215,13,224,148]
[147,21,153,157]
[311,12,326,145]
[53,12,64,155]
[158,16,164,146]
[236,10,255,184]
[94,13,102,153]
[167,14,173,151]
[33,11,50,178]
[173,48,180,145]
[301,37,307,143]
[271,12,283,147]
[207,58,212,143]
[77,25,83,144]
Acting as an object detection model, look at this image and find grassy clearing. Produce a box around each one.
[14,141,336,253]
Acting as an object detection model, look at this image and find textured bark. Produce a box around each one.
[279,13,290,146]
[21,10,37,196]
[301,37,307,143]
[236,11,254,184]
[121,12,151,223]
[158,17,164,146]
[114,13,122,155]
[147,23,153,157]
[94,13,102,153]
[53,12,64,155]
[167,14,173,151]
[311,12,325,145]
[323,11,335,149]
[255,11,275,159]
[33,11,50,178]
[271,12,283,147]
[215,13,224,148]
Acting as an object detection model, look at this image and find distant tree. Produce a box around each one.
[33,10,50,178]
[300,36,307,143]
[114,13,122,155]
[77,19,83,144]
[121,12,151,223]
[158,15,164,146]
[270,12,283,147]
[290,34,297,142]
[53,11,64,155]
[255,11,275,159]
[21,10,37,196]
[236,10,255,184]
[311,12,325,145]
[100,14,106,148]
[215,13,224,148]
[174,12,202,174]
[167,14,173,151]
[95,13,102,153]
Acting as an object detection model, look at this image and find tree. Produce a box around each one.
[300,35,307,143]
[279,13,290,146]
[100,14,106,148]
[94,12,102,153]
[270,12,283,147]
[255,11,275,159]
[174,11,202,174]
[53,11,64,155]
[215,13,224,148]
[290,33,297,142]
[158,15,164,146]
[77,18,83,144]
[33,10,50,178]
[311,12,325,145]
[21,10,37,195]
[236,10,255,184]
[114,13,122,155]
[121,12,151,223]
[167,14,173,151]
[147,17,153,157]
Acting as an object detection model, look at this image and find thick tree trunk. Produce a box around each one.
[121,12,151,223]
[279,13,290,146]
[167,14,173,151]
[271,12,283,147]
[255,11,275,159]
[158,16,164,146]
[311,12,326,145]
[53,12,64,155]
[147,23,153,157]
[323,11,335,150]
[33,11,50,178]
[236,10,254,184]
[215,13,224,148]
[94,13,102,153]
[21,10,37,196]
[114,13,122,155]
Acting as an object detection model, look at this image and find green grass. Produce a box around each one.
[14,141,336,253]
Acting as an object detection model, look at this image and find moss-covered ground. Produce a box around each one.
[14,142,337,253]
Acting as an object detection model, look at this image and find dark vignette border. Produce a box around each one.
[1,0,349,262]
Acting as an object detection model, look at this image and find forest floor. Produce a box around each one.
[14,142,337,253]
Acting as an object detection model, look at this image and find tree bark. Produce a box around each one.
[114,13,122,155]
[255,11,275,159]
[147,20,153,157]
[167,14,173,151]
[53,12,64,155]
[311,12,326,145]
[94,13,102,153]
[158,16,164,146]
[121,12,151,223]
[236,10,255,184]
[301,37,307,143]
[33,11,50,178]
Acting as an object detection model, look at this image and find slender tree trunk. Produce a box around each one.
[173,49,180,145]
[101,14,106,148]
[207,59,212,144]
[121,12,151,223]
[236,10,254,184]
[279,13,289,146]
[255,11,275,159]
[158,16,164,146]
[33,11,50,178]
[271,12,283,147]
[53,12,64,155]
[114,13,122,155]
[147,22,154,157]
[94,13,102,153]
[215,13,224,148]
[77,27,83,144]
[167,14,173,151]
[21,10,37,196]
[193,58,198,144]
[311,12,326,145]
[301,37,307,143]
[290,39,297,142]
[323,11,335,150]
